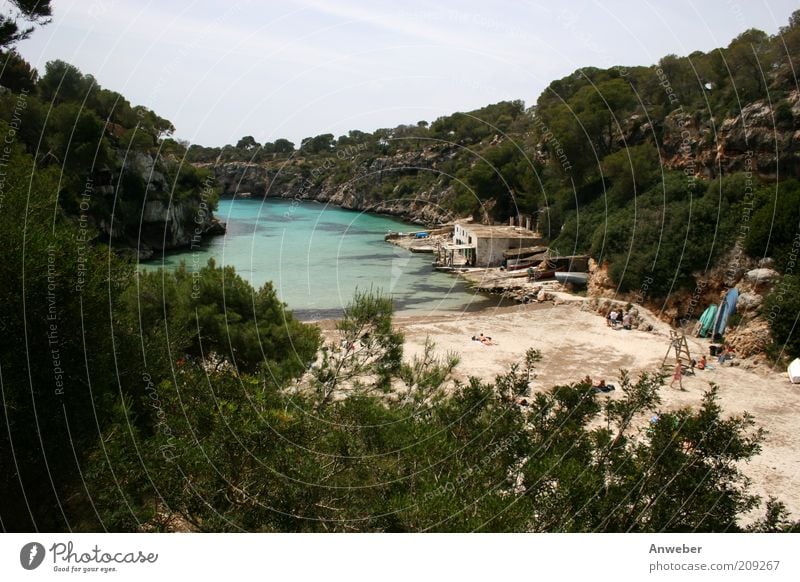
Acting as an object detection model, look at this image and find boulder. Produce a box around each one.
[736,291,763,315]
[743,268,780,285]
[757,257,776,269]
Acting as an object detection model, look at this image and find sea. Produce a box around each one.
[140,198,502,320]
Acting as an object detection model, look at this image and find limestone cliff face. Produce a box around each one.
[205,92,800,228]
[204,149,459,226]
[96,198,224,260]
[93,152,225,259]
[659,90,800,179]
[586,243,782,354]
[138,199,224,257]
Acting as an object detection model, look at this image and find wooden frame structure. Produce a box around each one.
[662,329,694,373]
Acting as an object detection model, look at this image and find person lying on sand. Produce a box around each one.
[592,379,616,393]
[471,333,494,345]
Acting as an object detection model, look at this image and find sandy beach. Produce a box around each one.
[383,298,800,522]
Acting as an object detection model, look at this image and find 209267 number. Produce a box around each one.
[735,560,780,571]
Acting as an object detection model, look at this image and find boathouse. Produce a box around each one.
[448,223,545,268]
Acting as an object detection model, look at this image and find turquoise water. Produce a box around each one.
[141,198,498,320]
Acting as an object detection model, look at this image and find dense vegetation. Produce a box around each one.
[1,8,218,253]
[1,1,799,532]
[0,138,318,530]
[85,302,795,532]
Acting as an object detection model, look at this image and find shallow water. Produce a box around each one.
[140,198,503,320]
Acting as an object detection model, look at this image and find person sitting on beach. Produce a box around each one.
[622,312,632,330]
[697,355,707,370]
[717,346,734,365]
[478,333,493,346]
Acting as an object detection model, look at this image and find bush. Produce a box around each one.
[763,274,800,359]
[131,259,321,377]
[745,179,800,270]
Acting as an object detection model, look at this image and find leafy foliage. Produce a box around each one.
[131,260,321,377]
[0,56,213,254]
[0,147,140,531]
[745,179,800,271]
[81,294,786,532]
[0,0,51,49]
[0,146,318,530]
[0,142,793,532]
[762,274,800,359]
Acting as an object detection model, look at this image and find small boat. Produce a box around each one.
[528,269,556,281]
[788,358,800,384]
[506,255,544,271]
[547,255,590,271]
[555,271,588,286]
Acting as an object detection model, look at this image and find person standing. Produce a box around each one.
[670,359,686,391]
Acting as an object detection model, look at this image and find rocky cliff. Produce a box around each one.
[204,90,800,228]
[204,148,461,226]
[94,152,225,259]
[654,90,800,179]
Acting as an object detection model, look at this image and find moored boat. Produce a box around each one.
[555,271,588,286]
[506,255,545,271]
[788,358,800,384]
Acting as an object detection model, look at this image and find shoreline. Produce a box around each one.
[304,293,535,329]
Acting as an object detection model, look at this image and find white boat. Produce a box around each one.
[788,358,800,384]
[555,271,588,286]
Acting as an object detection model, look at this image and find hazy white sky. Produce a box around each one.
[11,0,799,146]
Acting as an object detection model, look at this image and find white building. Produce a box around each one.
[450,223,544,268]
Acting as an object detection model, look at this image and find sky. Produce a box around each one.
[9,0,799,147]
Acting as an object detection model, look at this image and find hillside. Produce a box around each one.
[182,13,800,360]
[0,57,225,259]
[3,10,799,356]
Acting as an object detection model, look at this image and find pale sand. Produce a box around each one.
[393,300,800,522]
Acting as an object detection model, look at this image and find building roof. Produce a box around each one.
[457,223,543,240]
